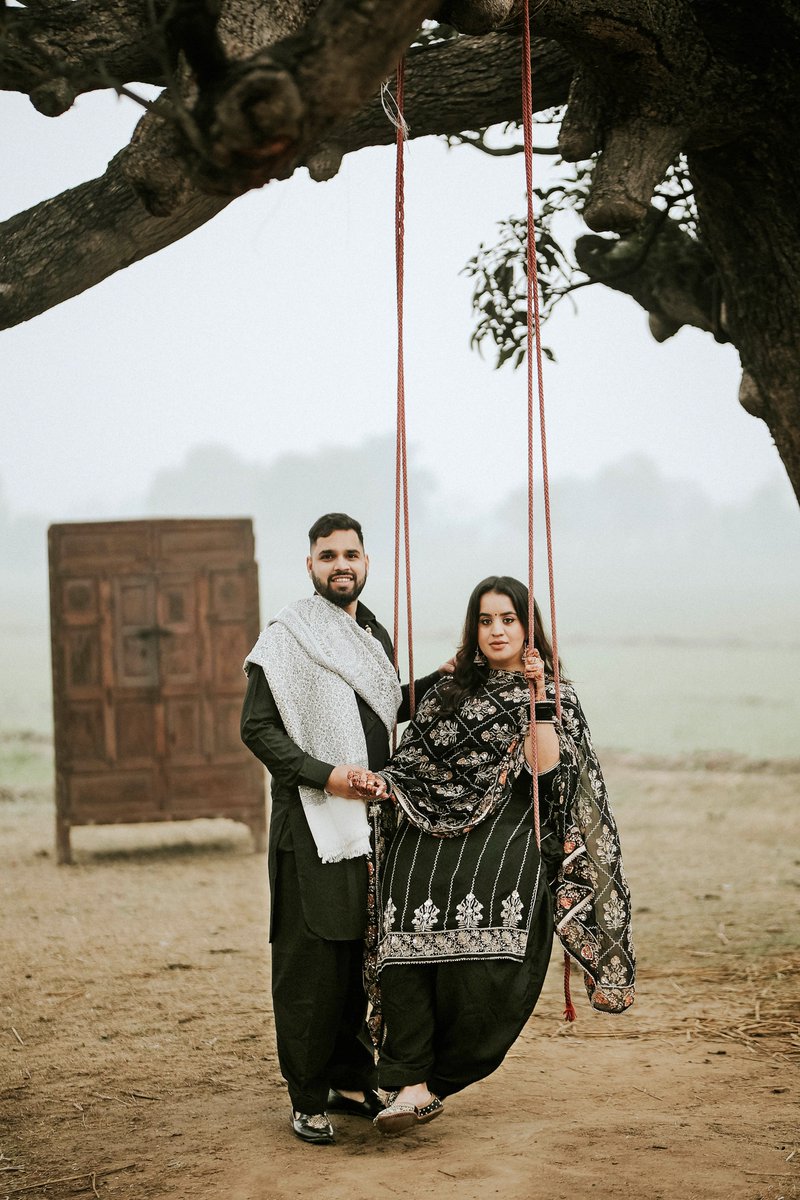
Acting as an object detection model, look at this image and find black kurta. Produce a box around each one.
[241,599,438,940]
[240,598,439,1113]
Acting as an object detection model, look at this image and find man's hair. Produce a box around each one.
[308,512,364,549]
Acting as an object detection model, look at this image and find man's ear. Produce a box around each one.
[306,554,313,577]
[364,554,370,573]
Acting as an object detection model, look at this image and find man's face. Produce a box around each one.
[307,529,369,610]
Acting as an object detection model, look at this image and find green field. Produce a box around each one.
[2,618,798,761]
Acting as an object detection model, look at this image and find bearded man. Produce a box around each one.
[241,513,444,1144]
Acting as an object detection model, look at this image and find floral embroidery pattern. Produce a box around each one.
[549,680,636,1013]
[602,890,627,931]
[374,671,635,1014]
[383,897,397,932]
[461,697,497,721]
[413,897,440,932]
[379,670,531,838]
[456,892,484,929]
[429,720,460,747]
[379,926,527,964]
[501,889,524,928]
[595,825,618,866]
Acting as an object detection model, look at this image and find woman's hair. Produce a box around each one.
[439,575,563,712]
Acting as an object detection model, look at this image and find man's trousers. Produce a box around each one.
[270,849,377,1114]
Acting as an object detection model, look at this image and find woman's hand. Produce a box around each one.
[522,647,546,701]
[346,769,389,800]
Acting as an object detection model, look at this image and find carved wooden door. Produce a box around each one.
[49,519,265,862]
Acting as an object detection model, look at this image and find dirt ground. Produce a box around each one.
[2,740,799,1200]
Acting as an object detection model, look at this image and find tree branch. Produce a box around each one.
[0,0,171,115]
[0,32,573,328]
[574,210,727,342]
[0,153,227,330]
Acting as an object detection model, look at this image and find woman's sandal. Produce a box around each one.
[416,1095,444,1125]
[374,1092,444,1136]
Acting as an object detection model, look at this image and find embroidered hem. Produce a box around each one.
[378,924,528,966]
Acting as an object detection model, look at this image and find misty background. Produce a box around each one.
[1,91,799,759]
[3,438,798,757]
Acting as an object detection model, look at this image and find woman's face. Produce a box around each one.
[476,591,526,671]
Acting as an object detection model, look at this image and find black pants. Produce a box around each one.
[377,886,553,1098]
[271,850,377,1113]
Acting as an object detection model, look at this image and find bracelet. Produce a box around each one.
[534,701,555,721]
[535,719,555,726]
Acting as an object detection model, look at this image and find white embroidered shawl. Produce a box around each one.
[245,595,402,864]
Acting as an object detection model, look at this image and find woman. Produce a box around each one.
[352,575,635,1135]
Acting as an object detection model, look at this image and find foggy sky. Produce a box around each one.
[0,90,793,527]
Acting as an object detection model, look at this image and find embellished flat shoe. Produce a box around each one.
[290,1111,334,1144]
[326,1088,385,1118]
[374,1093,444,1136]
[416,1095,444,1124]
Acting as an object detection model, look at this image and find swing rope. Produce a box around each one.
[391,3,575,1017]
[392,58,415,729]
[520,0,575,1022]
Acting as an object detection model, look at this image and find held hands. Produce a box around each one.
[347,769,389,800]
[325,764,389,800]
[522,647,547,701]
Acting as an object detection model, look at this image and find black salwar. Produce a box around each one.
[378,875,553,1097]
[271,849,377,1113]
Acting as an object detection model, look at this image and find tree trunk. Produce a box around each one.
[691,135,800,504]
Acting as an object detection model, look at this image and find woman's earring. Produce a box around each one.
[474,648,487,666]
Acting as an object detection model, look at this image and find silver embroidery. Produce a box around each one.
[602,890,627,931]
[501,889,524,928]
[383,897,397,931]
[456,892,484,929]
[412,897,440,932]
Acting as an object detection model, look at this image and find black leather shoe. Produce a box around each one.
[326,1088,385,1119]
[290,1111,334,1144]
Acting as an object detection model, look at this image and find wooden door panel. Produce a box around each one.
[164,697,204,760]
[50,519,265,860]
[58,526,150,569]
[210,623,252,687]
[164,762,263,814]
[63,701,107,767]
[115,699,161,765]
[114,576,159,687]
[63,627,103,691]
[158,526,250,565]
[60,577,99,625]
[69,771,158,821]
[210,569,250,619]
[158,576,199,686]
[210,698,247,757]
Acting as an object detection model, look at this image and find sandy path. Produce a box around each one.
[2,749,798,1200]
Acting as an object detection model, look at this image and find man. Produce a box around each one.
[241,513,444,1145]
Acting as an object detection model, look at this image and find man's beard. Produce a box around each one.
[311,568,367,608]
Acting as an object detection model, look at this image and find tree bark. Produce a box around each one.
[691,136,800,504]
[0,0,170,115]
[0,34,572,329]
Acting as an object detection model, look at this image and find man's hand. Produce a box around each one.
[325,765,387,800]
[438,655,457,675]
[346,769,389,800]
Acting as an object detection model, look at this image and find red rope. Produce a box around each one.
[521,0,574,1021]
[393,60,415,723]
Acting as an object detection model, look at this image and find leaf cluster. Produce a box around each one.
[462,143,698,369]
